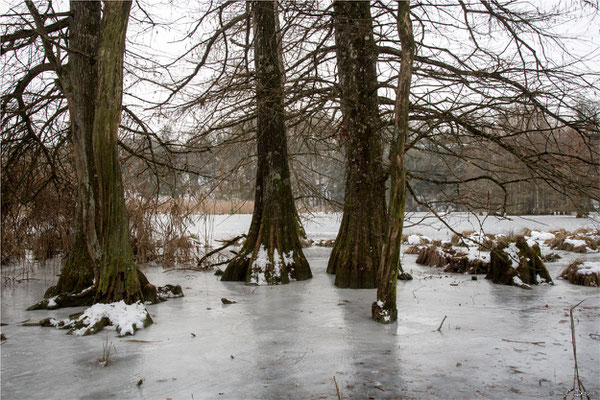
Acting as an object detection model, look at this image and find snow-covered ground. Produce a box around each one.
[1,213,599,399]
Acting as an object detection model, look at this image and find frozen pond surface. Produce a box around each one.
[2,214,599,399]
[181,212,600,245]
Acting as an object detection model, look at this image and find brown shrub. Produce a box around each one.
[314,239,335,247]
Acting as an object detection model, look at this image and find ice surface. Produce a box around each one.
[2,214,599,399]
[181,212,600,247]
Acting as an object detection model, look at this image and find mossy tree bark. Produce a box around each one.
[24,0,101,299]
[221,0,311,285]
[92,1,147,303]
[327,0,386,288]
[373,0,415,323]
[27,0,161,310]
[47,1,101,298]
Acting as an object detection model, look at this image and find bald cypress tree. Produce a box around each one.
[221,0,312,285]
[373,0,415,323]
[327,0,386,288]
[27,0,158,308]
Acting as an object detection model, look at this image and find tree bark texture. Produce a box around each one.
[327,0,386,288]
[48,0,101,297]
[373,0,415,323]
[221,0,312,285]
[92,1,145,303]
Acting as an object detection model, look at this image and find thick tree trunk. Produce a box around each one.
[327,0,386,288]
[91,1,147,303]
[45,0,100,298]
[373,0,415,323]
[221,0,311,285]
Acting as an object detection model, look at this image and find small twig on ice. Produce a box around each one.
[564,299,590,400]
[333,376,341,400]
[412,285,425,298]
[436,315,447,332]
[502,339,545,346]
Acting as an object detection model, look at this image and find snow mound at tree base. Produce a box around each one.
[40,301,153,336]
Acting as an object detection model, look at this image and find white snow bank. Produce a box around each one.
[564,238,587,248]
[466,247,489,263]
[407,235,422,245]
[576,262,600,275]
[528,231,555,241]
[504,243,521,269]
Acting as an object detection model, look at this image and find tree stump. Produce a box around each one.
[486,236,553,289]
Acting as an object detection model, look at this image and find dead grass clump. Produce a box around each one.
[494,234,510,249]
[126,194,207,268]
[416,246,448,267]
[548,238,588,253]
[314,239,335,247]
[404,245,422,255]
[477,234,496,251]
[450,230,475,247]
[541,252,561,262]
[546,228,600,253]
[444,257,488,275]
[128,199,159,264]
[559,260,600,287]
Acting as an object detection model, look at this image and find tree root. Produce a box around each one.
[28,283,183,310]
